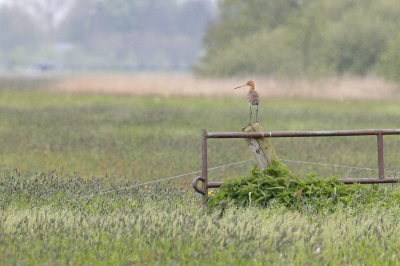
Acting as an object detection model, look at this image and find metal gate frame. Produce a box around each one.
[193,129,400,206]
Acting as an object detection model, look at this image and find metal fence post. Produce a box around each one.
[377,133,384,179]
[201,130,208,206]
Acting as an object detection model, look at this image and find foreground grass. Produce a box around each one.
[2,173,400,265]
[5,203,400,265]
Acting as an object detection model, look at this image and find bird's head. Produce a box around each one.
[234,80,255,90]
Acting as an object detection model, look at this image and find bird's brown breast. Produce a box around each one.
[247,90,260,105]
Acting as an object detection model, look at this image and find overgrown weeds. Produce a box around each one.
[208,161,400,212]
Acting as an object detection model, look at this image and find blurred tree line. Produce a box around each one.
[0,0,214,71]
[193,0,400,82]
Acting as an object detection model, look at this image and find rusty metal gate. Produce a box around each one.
[193,129,400,206]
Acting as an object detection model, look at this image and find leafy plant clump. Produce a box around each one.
[208,161,400,211]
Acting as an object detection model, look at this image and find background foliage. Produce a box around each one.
[194,0,400,82]
[0,0,214,71]
[2,0,400,81]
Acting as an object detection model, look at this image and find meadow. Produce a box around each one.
[1,74,400,265]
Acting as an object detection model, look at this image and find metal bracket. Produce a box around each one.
[192,176,206,195]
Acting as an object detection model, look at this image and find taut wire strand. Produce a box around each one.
[8,158,399,213]
[12,159,254,212]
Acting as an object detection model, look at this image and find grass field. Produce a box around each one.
[1,74,400,265]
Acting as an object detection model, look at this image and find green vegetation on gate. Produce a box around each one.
[209,161,400,211]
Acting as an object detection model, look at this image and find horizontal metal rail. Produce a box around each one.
[194,177,400,194]
[194,129,400,206]
[207,129,400,138]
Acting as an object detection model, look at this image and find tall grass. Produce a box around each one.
[2,171,400,265]
[1,77,400,265]
[1,88,400,182]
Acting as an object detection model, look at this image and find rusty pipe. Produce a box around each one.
[207,129,400,139]
[341,177,399,184]
[201,130,208,205]
[193,176,206,195]
[196,177,400,189]
[377,133,385,179]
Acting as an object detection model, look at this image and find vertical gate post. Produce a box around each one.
[201,130,208,206]
[377,133,384,179]
[242,122,278,169]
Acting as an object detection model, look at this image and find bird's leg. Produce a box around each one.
[248,105,252,126]
[242,104,253,130]
[242,105,252,130]
[255,105,259,122]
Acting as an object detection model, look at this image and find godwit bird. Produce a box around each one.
[234,80,260,126]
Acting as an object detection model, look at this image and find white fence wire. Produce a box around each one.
[6,157,399,213]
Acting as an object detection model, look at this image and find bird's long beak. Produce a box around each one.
[234,84,248,89]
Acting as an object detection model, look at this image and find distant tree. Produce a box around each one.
[0,5,43,52]
[194,0,400,79]
[63,0,179,35]
[60,0,214,71]
[322,0,394,76]
[202,0,302,51]
[0,5,45,68]
[178,0,213,38]
[375,34,400,83]
[59,0,108,42]
[193,0,318,77]
[11,0,74,41]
